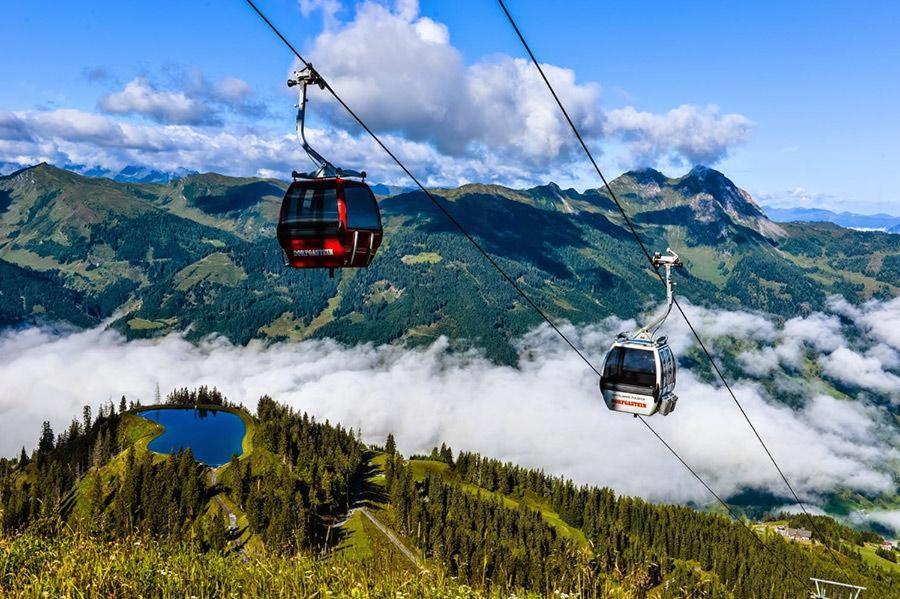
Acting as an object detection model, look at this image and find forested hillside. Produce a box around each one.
[1,164,897,362]
[1,393,898,597]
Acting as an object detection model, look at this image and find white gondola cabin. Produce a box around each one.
[600,334,677,416]
[599,249,683,417]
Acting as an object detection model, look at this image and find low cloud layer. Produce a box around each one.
[1,297,897,533]
[736,296,900,400]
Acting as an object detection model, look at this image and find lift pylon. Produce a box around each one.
[809,578,866,599]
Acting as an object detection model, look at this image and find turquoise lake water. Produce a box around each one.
[142,408,245,467]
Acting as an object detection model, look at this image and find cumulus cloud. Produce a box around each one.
[605,104,754,166]
[820,347,900,395]
[300,0,344,30]
[99,77,214,126]
[0,1,753,183]
[1,300,897,530]
[304,1,602,165]
[0,106,544,185]
[97,70,265,126]
[303,0,749,169]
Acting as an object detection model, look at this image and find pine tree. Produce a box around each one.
[81,406,94,434]
[38,421,55,454]
[385,433,397,456]
[17,447,28,468]
[119,395,127,414]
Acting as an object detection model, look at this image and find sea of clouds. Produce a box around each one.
[1,295,898,531]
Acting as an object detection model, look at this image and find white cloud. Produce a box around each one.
[0,2,753,183]
[604,104,754,166]
[300,0,343,30]
[1,302,897,523]
[212,76,254,104]
[862,511,900,534]
[829,295,900,350]
[99,78,213,126]
[304,1,749,169]
[735,311,849,375]
[97,71,265,126]
[0,107,545,185]
[819,347,900,395]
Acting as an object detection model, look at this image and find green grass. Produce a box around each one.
[120,412,164,452]
[173,252,246,291]
[370,452,388,488]
[126,317,166,330]
[0,533,512,598]
[365,280,404,305]
[409,459,450,480]
[258,311,306,340]
[858,544,900,574]
[673,244,729,286]
[335,510,374,560]
[261,270,356,341]
[401,251,443,265]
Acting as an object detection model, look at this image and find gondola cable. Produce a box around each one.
[496,0,854,583]
[243,0,836,588]
[245,0,603,378]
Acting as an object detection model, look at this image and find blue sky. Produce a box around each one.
[2,0,898,213]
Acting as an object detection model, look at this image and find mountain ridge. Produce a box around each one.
[765,204,900,232]
[1,162,897,360]
[2,393,897,597]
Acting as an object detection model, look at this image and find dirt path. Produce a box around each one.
[357,507,424,571]
[207,469,238,530]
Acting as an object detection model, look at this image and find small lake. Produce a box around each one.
[142,408,246,467]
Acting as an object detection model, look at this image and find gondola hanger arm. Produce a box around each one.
[635,248,682,340]
[289,65,365,180]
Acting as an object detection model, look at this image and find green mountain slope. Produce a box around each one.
[3,395,898,597]
[0,163,897,362]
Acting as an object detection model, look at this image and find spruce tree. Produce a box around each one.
[38,421,55,454]
[81,406,94,434]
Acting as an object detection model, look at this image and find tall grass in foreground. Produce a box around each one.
[0,532,537,598]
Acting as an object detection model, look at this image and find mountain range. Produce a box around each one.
[0,161,198,184]
[2,162,899,587]
[1,163,897,361]
[765,205,900,232]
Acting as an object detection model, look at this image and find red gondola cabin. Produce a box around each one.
[277,177,383,269]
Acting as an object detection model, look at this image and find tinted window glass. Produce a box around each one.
[344,185,381,230]
[658,346,675,391]
[621,348,656,387]
[280,185,339,236]
[603,347,622,378]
